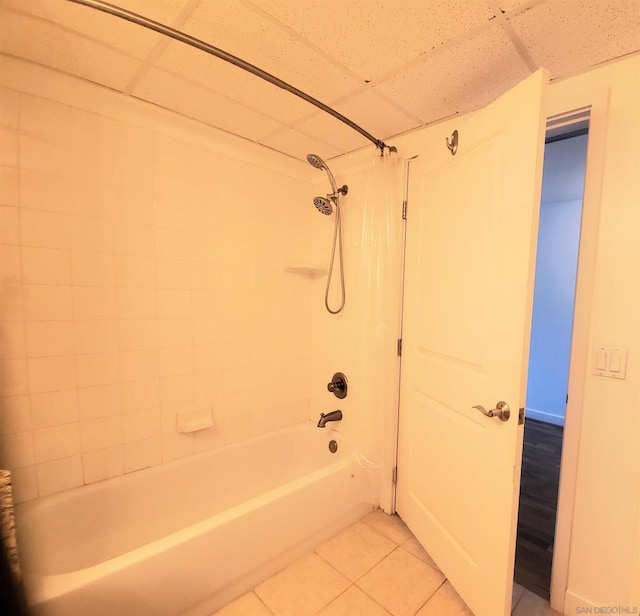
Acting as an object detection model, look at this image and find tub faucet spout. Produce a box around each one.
[317,410,342,428]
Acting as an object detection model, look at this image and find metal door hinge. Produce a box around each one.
[392,466,398,484]
[397,339,402,356]
[518,407,525,425]
[402,200,408,220]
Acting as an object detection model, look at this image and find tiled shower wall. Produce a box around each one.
[0,86,315,502]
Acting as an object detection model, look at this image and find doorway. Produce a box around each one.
[514,130,589,599]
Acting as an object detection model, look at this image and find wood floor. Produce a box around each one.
[514,418,564,600]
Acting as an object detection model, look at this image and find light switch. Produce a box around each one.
[609,350,621,372]
[592,345,628,379]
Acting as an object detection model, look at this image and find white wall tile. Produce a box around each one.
[1,245,21,282]
[118,319,158,351]
[36,455,83,496]
[23,284,73,321]
[158,346,192,377]
[120,378,159,413]
[26,321,75,357]
[10,465,38,503]
[116,255,156,288]
[76,383,122,421]
[115,222,155,256]
[0,167,19,207]
[124,437,161,473]
[0,284,24,322]
[159,373,193,406]
[157,288,191,318]
[0,395,31,433]
[117,287,157,319]
[119,349,158,382]
[123,408,161,443]
[20,209,70,249]
[20,170,70,212]
[224,414,252,444]
[0,359,27,397]
[71,252,117,287]
[68,178,116,220]
[161,432,195,462]
[69,217,115,253]
[21,246,71,285]
[0,429,34,469]
[0,130,18,168]
[156,258,191,289]
[76,352,120,388]
[33,423,81,463]
[0,205,20,244]
[83,446,124,484]
[155,227,191,259]
[0,89,19,130]
[20,135,69,177]
[72,286,118,320]
[30,389,78,429]
[157,318,192,348]
[80,414,123,452]
[0,320,25,359]
[74,320,119,354]
[28,355,76,393]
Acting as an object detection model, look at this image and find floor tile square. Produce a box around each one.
[415,581,472,615]
[512,589,562,616]
[401,535,440,572]
[361,509,413,545]
[511,583,526,613]
[315,521,396,582]
[357,547,445,616]
[213,591,273,615]
[317,586,391,616]
[254,552,350,616]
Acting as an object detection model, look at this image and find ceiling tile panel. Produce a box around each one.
[496,0,545,12]
[253,0,495,82]
[131,68,285,142]
[0,8,142,91]
[332,89,421,140]
[375,24,532,124]
[292,110,372,154]
[508,0,640,79]
[1,0,187,59]
[155,42,317,124]
[180,0,361,103]
[260,127,341,162]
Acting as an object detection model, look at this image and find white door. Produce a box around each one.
[396,69,548,616]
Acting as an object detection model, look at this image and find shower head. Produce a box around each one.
[314,196,333,215]
[307,152,338,194]
[306,153,327,170]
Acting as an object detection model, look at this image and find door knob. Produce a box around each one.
[472,401,510,422]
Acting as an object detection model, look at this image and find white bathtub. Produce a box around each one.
[16,422,378,616]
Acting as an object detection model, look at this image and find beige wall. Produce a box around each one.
[549,55,640,608]
[0,58,316,501]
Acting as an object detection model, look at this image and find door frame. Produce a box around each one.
[547,86,609,612]
[386,86,610,615]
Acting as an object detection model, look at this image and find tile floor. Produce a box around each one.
[212,509,563,616]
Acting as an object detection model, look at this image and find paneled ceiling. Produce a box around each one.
[1,0,639,162]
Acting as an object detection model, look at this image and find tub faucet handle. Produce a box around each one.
[327,372,348,399]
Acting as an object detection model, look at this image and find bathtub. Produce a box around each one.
[16,422,378,616]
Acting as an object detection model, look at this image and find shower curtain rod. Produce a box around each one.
[68,0,391,154]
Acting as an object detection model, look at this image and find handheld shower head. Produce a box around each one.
[314,196,333,215]
[306,153,327,170]
[307,152,338,195]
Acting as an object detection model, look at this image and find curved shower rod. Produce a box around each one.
[68,0,393,154]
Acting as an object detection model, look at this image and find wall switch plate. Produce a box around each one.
[592,346,628,379]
